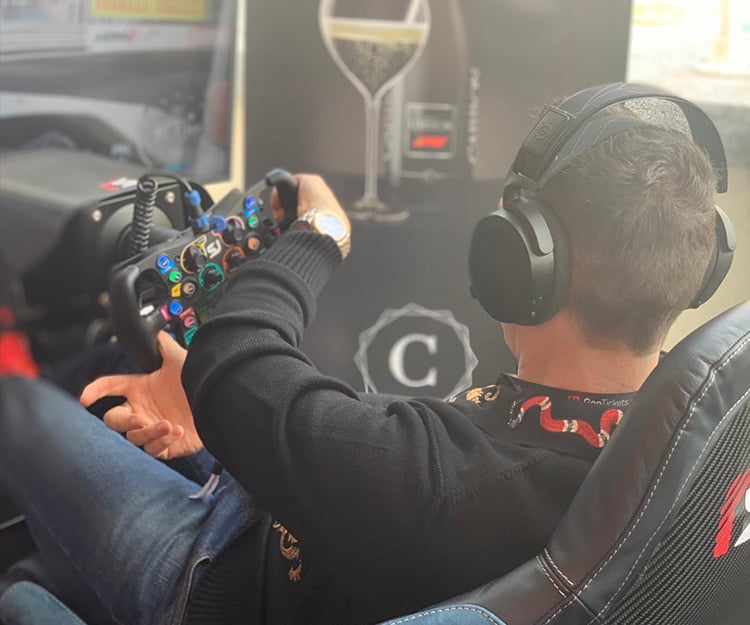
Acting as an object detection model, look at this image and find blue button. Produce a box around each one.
[157,255,175,272]
[168,300,184,316]
[244,196,259,216]
[209,214,227,232]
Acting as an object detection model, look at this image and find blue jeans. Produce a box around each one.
[0,377,263,625]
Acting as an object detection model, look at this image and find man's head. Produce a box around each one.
[535,120,718,355]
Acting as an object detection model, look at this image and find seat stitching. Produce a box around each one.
[538,333,750,625]
[583,335,749,590]
[544,548,574,586]
[587,383,750,622]
[537,554,567,597]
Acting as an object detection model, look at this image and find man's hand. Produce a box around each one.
[271,173,350,232]
[80,332,204,460]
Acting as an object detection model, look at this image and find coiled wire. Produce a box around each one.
[128,177,159,257]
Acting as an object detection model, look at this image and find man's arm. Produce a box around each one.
[181,226,452,593]
[179,186,584,604]
[180,175,476,595]
[181,176,541,599]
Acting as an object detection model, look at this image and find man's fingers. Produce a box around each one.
[156,331,187,362]
[80,375,140,407]
[270,186,281,218]
[126,421,173,447]
[102,406,143,433]
[143,425,185,460]
[144,429,185,460]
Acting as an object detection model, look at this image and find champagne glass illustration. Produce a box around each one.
[319,0,430,221]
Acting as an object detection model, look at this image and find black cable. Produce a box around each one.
[141,171,193,193]
[140,171,205,229]
[128,177,159,258]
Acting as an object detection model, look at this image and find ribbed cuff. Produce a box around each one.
[257,230,342,299]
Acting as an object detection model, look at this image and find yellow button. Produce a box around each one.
[171,284,182,297]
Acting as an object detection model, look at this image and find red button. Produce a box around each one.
[183,315,198,328]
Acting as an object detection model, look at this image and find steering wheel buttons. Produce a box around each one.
[182,279,198,298]
[183,314,198,329]
[223,247,245,273]
[183,326,198,346]
[183,245,207,273]
[108,170,295,370]
[209,215,227,233]
[245,235,261,254]
[244,196,259,215]
[157,255,175,273]
[198,263,225,291]
[222,217,245,245]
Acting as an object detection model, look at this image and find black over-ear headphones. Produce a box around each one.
[469,82,736,325]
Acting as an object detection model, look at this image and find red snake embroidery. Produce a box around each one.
[516,395,623,448]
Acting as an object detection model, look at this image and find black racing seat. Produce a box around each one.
[411,298,750,625]
[1,301,749,625]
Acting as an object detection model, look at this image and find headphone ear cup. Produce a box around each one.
[469,208,536,323]
[536,201,570,322]
[689,206,736,308]
[469,198,571,325]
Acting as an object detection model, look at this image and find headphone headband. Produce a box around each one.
[506,82,728,197]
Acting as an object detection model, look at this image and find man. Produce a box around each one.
[0,102,718,625]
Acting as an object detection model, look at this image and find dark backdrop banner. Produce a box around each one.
[244,0,632,397]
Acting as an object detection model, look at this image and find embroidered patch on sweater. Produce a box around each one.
[507,394,623,448]
[272,521,303,582]
[448,384,500,405]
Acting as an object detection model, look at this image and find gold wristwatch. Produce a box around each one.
[290,209,351,259]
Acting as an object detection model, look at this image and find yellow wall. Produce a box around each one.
[204,0,246,200]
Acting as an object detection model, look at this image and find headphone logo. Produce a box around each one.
[534,121,552,141]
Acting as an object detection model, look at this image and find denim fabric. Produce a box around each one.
[0,581,88,625]
[378,605,507,625]
[0,377,262,625]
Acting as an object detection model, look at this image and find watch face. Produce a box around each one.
[315,212,347,239]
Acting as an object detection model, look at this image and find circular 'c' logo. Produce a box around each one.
[354,303,478,399]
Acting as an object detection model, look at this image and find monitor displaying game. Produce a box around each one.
[0,0,238,184]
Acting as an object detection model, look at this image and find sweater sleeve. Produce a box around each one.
[181,231,459,594]
[180,231,590,608]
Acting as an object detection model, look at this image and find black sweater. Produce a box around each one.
[182,231,634,625]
